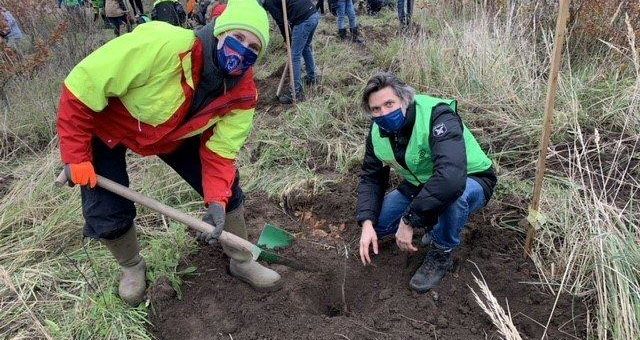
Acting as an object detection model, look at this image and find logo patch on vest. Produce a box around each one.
[419,149,427,159]
[433,123,448,137]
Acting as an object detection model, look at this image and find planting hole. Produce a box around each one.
[325,303,344,318]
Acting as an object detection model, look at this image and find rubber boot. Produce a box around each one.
[350,26,364,45]
[409,247,453,293]
[338,28,347,40]
[101,227,147,306]
[222,204,282,291]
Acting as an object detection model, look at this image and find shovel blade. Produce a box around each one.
[257,223,294,250]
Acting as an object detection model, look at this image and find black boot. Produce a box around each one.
[350,26,364,45]
[303,74,321,86]
[409,248,453,293]
[398,17,410,35]
[278,89,305,104]
[338,28,347,40]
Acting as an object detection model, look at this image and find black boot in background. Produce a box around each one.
[338,28,347,40]
[350,26,364,45]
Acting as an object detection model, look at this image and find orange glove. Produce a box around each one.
[66,161,98,188]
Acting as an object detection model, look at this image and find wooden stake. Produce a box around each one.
[281,0,296,102]
[524,0,571,256]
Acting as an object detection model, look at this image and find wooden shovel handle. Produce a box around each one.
[280,0,296,102]
[276,62,288,97]
[55,169,255,254]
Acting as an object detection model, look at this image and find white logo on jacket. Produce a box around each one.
[433,123,447,137]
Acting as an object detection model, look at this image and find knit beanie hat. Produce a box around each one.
[213,0,270,57]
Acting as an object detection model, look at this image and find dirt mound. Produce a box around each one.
[149,182,587,339]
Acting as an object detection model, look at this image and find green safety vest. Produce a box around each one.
[371,94,493,186]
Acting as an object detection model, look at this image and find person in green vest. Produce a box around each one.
[356,72,497,293]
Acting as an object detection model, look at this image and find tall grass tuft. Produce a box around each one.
[469,264,523,340]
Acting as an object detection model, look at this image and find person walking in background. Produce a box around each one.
[0,9,7,43]
[91,0,108,25]
[56,0,281,307]
[128,0,144,16]
[186,0,197,16]
[193,0,212,25]
[0,6,25,49]
[357,72,497,293]
[397,0,413,31]
[104,0,131,37]
[335,0,362,44]
[208,0,228,20]
[262,0,320,104]
[151,0,187,27]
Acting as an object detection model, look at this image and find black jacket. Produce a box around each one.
[262,0,317,39]
[356,102,497,229]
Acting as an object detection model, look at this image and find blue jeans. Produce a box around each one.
[397,0,414,25]
[375,178,487,250]
[337,0,357,30]
[291,11,320,94]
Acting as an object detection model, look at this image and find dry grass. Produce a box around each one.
[529,13,640,340]
[469,262,523,340]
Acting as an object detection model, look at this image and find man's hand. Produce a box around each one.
[359,220,378,265]
[196,203,225,245]
[395,219,417,252]
[65,161,98,188]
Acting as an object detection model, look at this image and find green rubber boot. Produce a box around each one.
[222,204,282,291]
[102,227,147,306]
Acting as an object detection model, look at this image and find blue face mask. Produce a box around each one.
[374,108,406,133]
[216,35,258,76]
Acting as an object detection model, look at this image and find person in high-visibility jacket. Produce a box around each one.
[56,0,280,307]
[356,72,497,293]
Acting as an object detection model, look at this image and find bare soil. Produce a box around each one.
[149,180,587,340]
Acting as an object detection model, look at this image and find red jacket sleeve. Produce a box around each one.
[57,85,95,164]
[199,129,236,207]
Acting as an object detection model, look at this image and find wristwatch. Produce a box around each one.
[402,212,422,229]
